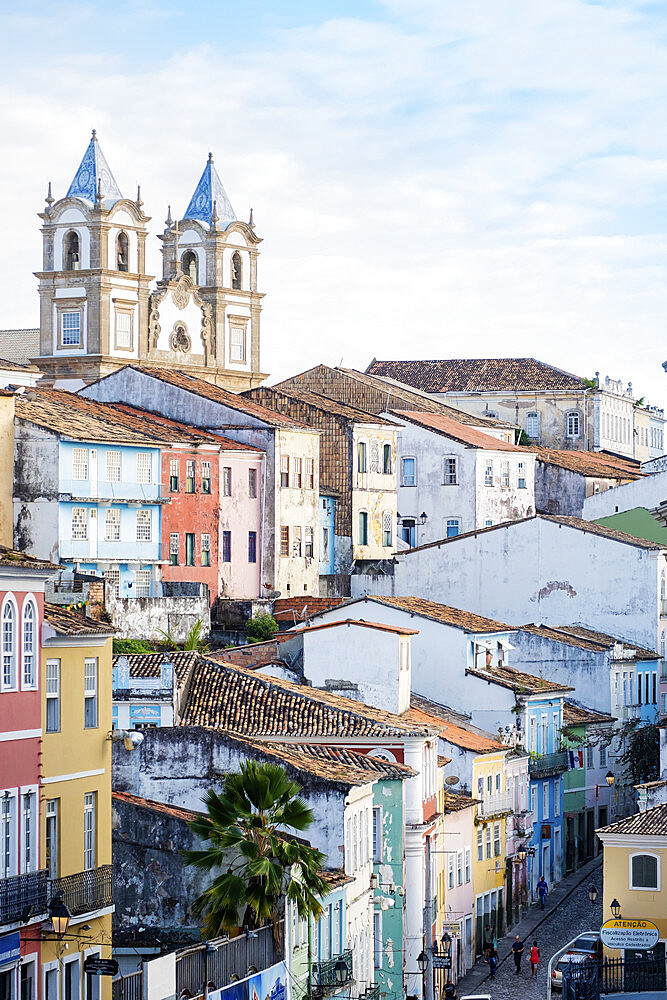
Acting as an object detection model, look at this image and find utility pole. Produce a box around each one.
[424,836,434,1000]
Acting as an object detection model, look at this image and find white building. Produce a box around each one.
[582,470,667,520]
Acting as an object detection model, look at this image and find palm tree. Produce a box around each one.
[184,760,329,941]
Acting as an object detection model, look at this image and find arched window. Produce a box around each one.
[630,853,659,889]
[525,411,540,439]
[182,250,198,284]
[566,411,581,438]
[2,598,17,690]
[116,232,129,272]
[64,231,80,270]
[231,251,242,289]
[22,598,36,689]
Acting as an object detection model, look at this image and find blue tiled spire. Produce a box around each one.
[66,130,123,206]
[183,153,236,227]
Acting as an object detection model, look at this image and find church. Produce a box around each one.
[12,130,267,389]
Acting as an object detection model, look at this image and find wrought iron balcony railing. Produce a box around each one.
[50,865,113,916]
[313,950,353,993]
[0,870,49,926]
[528,750,569,777]
[361,986,380,1000]
[477,792,513,819]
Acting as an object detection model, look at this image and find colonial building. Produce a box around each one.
[27,132,265,389]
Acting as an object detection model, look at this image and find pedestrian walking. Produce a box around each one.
[482,923,495,958]
[488,948,498,979]
[512,935,524,975]
[537,875,549,910]
[530,940,540,978]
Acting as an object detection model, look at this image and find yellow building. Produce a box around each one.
[471,749,510,954]
[597,803,667,964]
[40,603,115,1000]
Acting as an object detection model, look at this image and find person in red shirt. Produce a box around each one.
[530,940,540,978]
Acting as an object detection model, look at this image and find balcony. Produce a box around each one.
[528,750,569,778]
[51,865,113,917]
[616,704,641,721]
[0,870,48,927]
[477,792,513,820]
[312,950,353,996]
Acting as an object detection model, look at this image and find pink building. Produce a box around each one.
[438,790,477,983]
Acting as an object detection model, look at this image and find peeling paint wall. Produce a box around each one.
[274,428,320,597]
[106,589,210,642]
[350,425,398,561]
[13,417,60,559]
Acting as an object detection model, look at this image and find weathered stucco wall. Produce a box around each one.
[13,417,60,559]
[582,470,667,519]
[0,395,14,547]
[106,589,210,641]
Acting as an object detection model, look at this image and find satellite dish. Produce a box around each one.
[445,775,460,786]
[267,590,281,599]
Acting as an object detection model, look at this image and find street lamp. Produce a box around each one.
[440,933,452,956]
[610,899,622,918]
[605,771,615,787]
[588,885,598,904]
[334,959,348,986]
[417,951,428,974]
[48,894,71,938]
[517,846,527,863]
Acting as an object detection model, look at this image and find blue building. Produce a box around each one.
[523,695,568,897]
[635,655,660,724]
[319,491,336,588]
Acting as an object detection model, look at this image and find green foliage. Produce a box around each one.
[516,430,532,447]
[156,618,209,652]
[246,613,279,644]
[113,638,157,654]
[184,760,328,940]
[618,720,659,785]
[582,377,599,390]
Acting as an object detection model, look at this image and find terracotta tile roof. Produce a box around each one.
[0,357,40,372]
[113,404,263,452]
[351,596,512,634]
[246,386,398,426]
[273,597,346,626]
[407,698,504,752]
[124,366,307,428]
[0,329,40,365]
[112,790,200,823]
[634,778,667,791]
[389,411,525,452]
[563,700,615,727]
[597,802,667,836]
[366,357,587,393]
[231,735,406,787]
[43,602,115,636]
[466,664,573,695]
[0,546,57,571]
[528,447,644,479]
[444,790,479,812]
[320,869,354,889]
[437,755,452,768]
[284,743,417,780]
[207,638,294,671]
[294,618,419,637]
[112,649,199,684]
[181,658,440,738]
[527,625,658,660]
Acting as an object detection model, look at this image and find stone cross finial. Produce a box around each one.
[211,199,219,230]
[165,205,172,227]
[136,184,143,208]
[249,207,255,229]
[46,181,54,207]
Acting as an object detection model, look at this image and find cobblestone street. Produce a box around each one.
[457,857,603,999]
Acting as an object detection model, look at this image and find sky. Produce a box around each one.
[1,0,667,405]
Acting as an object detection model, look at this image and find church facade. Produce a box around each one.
[34,131,266,389]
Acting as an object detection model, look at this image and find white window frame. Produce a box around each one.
[554,778,560,818]
[501,461,510,487]
[525,411,540,439]
[46,659,60,732]
[45,798,58,879]
[21,596,37,690]
[629,852,660,891]
[382,510,393,547]
[72,447,89,480]
[105,507,121,541]
[518,461,526,489]
[61,311,81,346]
[484,461,494,486]
[401,456,416,487]
[84,658,98,729]
[105,450,121,483]
[135,570,152,598]
[566,410,581,438]
[20,785,38,874]
[136,452,152,484]
[230,326,246,362]
[83,792,96,871]
[2,595,18,691]
[465,846,471,882]
[446,517,460,538]
[443,456,458,485]
[136,509,152,542]
[71,507,88,540]
[0,787,18,879]
[372,806,382,863]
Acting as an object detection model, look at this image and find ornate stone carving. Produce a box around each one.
[169,323,191,354]
[201,303,213,357]
[171,274,192,309]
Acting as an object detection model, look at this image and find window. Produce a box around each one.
[20,790,35,874]
[518,461,526,489]
[586,745,594,768]
[359,511,368,546]
[446,518,460,538]
[525,411,540,439]
[106,450,121,483]
[104,508,120,542]
[374,911,382,969]
[231,252,242,290]
[447,852,454,889]
[170,459,179,492]
[652,672,657,704]
[372,807,382,862]
[566,411,581,438]
[64,230,80,270]
[64,958,80,1000]
[370,440,379,473]
[249,467,258,497]
[383,443,392,474]
[1,791,15,879]
[116,232,129,271]
[222,531,231,563]
[358,441,367,473]
[104,569,120,599]
[486,774,493,795]
[501,461,510,487]
[46,659,60,732]
[182,250,198,283]
[484,461,493,486]
[84,793,96,870]
[457,849,463,885]
[630,853,659,890]
[493,822,501,857]
[305,526,313,559]
[84,658,98,728]
[169,533,179,566]
[529,716,537,752]
[2,598,16,690]
[443,457,458,485]
[135,571,151,598]
[72,507,88,540]
[72,447,89,480]
[202,461,211,494]
[186,460,196,493]
[136,510,151,541]
[292,526,302,558]
[477,828,483,861]
[185,533,195,566]
[485,519,493,527]
[553,712,560,750]
[230,326,245,361]
[280,455,289,488]
[201,534,211,567]
[600,744,607,767]
[401,456,416,486]
[382,510,393,547]
[293,457,302,488]
[541,714,548,753]
[542,780,549,818]
[115,310,132,349]
[136,452,152,484]
[22,600,36,689]
[280,526,289,556]
[485,824,492,859]
[248,531,257,564]
[465,847,471,882]
[554,779,560,817]
[62,311,81,346]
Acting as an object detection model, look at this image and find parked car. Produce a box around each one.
[552,953,593,990]
[567,933,601,958]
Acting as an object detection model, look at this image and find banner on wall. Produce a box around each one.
[209,962,288,1000]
